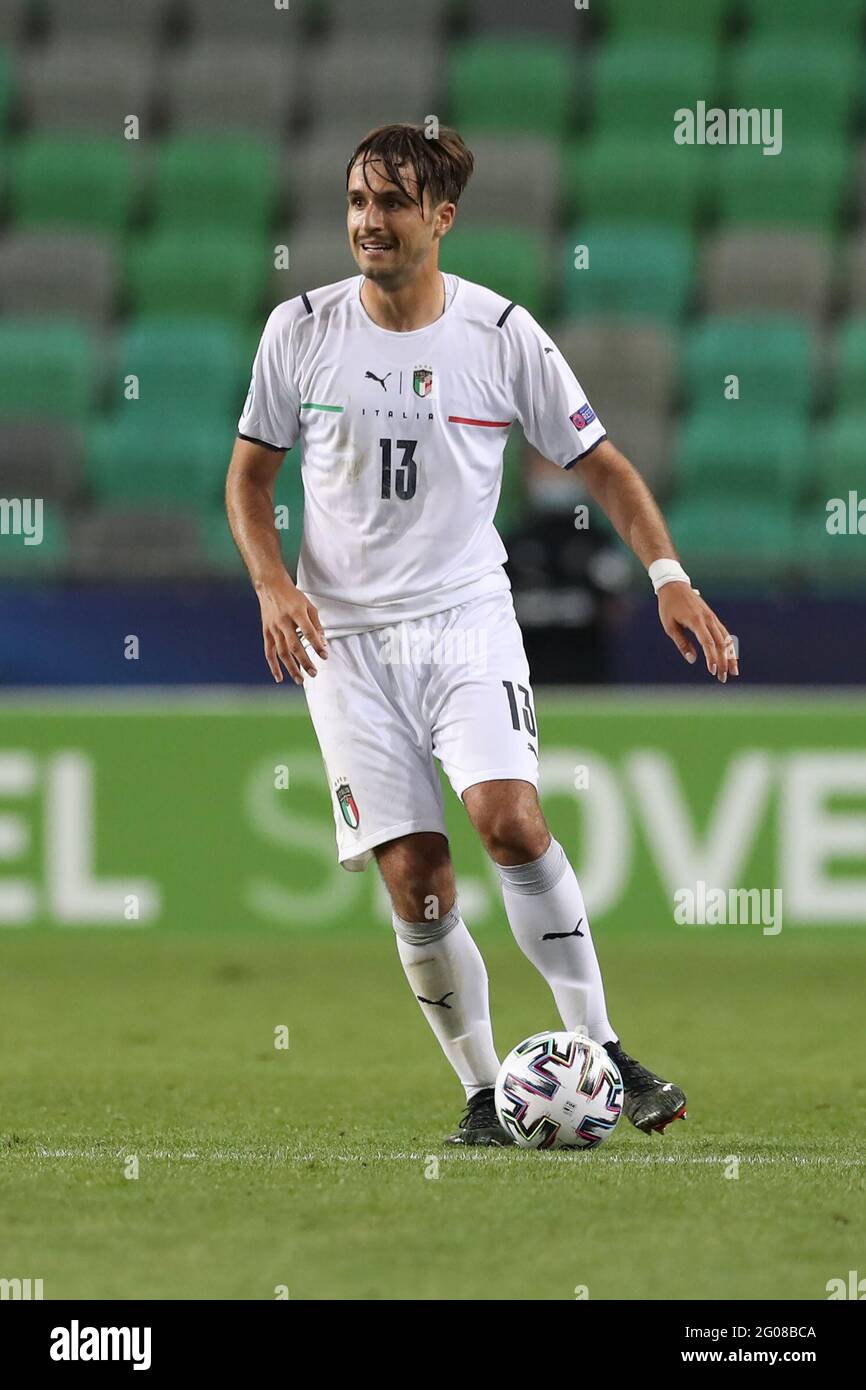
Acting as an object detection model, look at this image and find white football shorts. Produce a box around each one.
[301,589,541,871]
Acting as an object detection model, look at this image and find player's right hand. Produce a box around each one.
[257,575,329,685]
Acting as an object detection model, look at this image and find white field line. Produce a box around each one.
[28,1147,866,1167]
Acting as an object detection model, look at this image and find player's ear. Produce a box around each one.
[435,201,456,239]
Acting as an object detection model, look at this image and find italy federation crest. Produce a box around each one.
[413,366,434,398]
[334,777,360,829]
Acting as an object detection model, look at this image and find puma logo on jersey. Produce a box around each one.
[542,918,584,941]
[417,991,454,1009]
[527,742,538,759]
[365,369,391,390]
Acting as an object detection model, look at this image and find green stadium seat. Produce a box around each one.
[742,0,864,39]
[127,231,269,323]
[0,506,67,576]
[605,0,726,40]
[117,317,248,417]
[0,44,14,131]
[449,39,575,138]
[666,497,797,581]
[562,224,693,323]
[86,413,231,505]
[712,140,848,231]
[674,411,809,505]
[834,320,866,410]
[816,414,866,502]
[593,41,719,142]
[441,227,550,319]
[683,317,814,415]
[564,138,707,227]
[151,137,279,233]
[0,319,98,422]
[727,40,858,142]
[9,136,140,233]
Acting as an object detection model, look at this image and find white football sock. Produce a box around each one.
[496,837,616,1044]
[392,902,500,1100]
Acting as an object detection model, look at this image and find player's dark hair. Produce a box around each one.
[346,124,475,214]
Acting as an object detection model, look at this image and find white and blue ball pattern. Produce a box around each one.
[494,1031,623,1150]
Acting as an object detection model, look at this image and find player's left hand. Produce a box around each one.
[657,583,739,683]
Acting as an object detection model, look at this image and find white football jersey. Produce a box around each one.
[237,273,606,636]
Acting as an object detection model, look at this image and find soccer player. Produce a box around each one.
[226,125,738,1145]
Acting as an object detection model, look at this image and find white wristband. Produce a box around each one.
[648,558,692,594]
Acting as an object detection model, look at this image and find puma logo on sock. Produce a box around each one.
[542,917,584,941]
[417,992,454,1008]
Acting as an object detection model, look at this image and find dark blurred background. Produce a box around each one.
[0,0,864,685]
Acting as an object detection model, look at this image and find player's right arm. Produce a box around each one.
[225,437,328,685]
[227,300,328,685]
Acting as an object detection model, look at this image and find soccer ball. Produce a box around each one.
[494,1031,623,1149]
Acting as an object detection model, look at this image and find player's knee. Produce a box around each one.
[479,810,549,864]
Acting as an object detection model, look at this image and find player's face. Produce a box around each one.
[347,158,451,286]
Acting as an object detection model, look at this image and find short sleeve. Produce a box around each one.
[509,305,606,470]
[237,304,301,452]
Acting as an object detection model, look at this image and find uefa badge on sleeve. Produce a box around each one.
[570,403,596,432]
[334,777,360,830]
[413,367,433,398]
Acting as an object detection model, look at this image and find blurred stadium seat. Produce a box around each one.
[0,319,99,421]
[0,0,32,46]
[164,42,297,136]
[563,223,694,321]
[42,0,172,41]
[605,0,727,39]
[449,38,576,137]
[9,136,142,233]
[20,40,160,133]
[699,230,833,321]
[0,229,118,324]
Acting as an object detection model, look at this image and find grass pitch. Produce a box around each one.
[1,925,864,1301]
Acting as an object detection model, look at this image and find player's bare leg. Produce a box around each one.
[374,832,511,1146]
[463,779,687,1135]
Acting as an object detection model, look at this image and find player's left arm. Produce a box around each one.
[575,438,738,683]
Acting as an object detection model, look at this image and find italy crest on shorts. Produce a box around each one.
[334,777,360,829]
[413,366,433,398]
